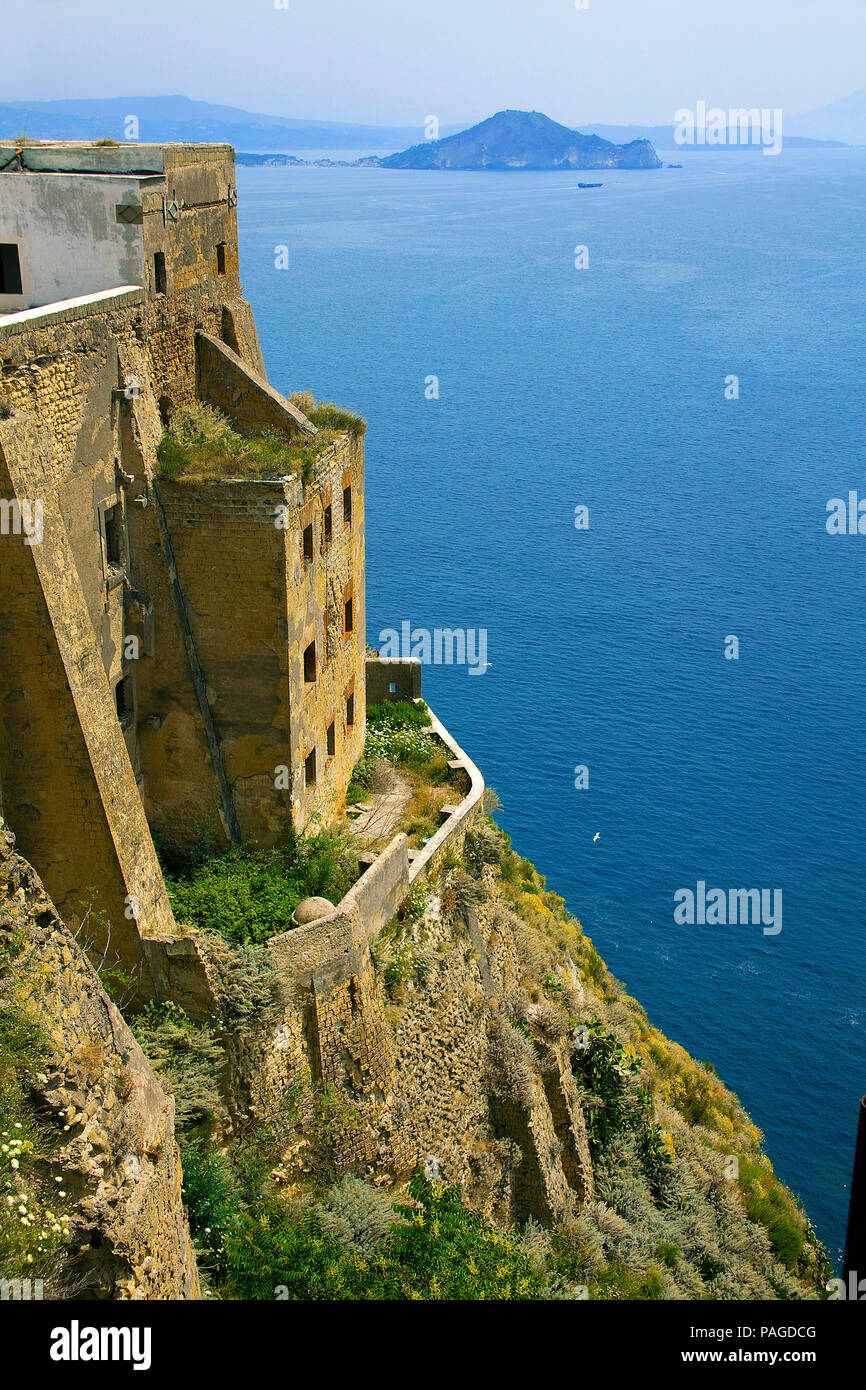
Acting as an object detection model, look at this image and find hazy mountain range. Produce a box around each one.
[783,89,866,145]
[0,95,460,151]
[580,123,844,150]
[1,92,862,151]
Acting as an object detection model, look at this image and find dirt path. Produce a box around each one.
[348,770,412,846]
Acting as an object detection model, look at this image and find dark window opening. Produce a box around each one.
[304,640,317,683]
[326,721,336,760]
[158,396,172,430]
[221,304,239,353]
[115,203,143,226]
[153,251,167,295]
[344,597,354,635]
[0,243,22,296]
[115,676,131,721]
[305,748,317,788]
[216,242,227,275]
[302,523,314,565]
[104,507,122,568]
[343,485,352,525]
[323,504,332,545]
[346,692,355,728]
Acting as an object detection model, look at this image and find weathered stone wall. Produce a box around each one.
[0,141,365,978]
[0,398,175,985]
[345,833,410,940]
[0,170,146,312]
[365,656,423,705]
[153,432,366,847]
[286,433,367,831]
[0,818,199,1299]
[155,478,294,848]
[196,331,314,437]
[379,887,594,1224]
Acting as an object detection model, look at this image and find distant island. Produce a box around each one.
[376,109,662,170]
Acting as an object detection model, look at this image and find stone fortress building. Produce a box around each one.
[0,147,605,1298]
[0,141,366,986]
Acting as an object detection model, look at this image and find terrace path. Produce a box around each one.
[347,771,412,847]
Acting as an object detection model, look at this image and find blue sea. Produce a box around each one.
[237,149,866,1264]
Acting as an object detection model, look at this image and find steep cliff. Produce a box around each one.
[0,818,199,1299]
[1,774,829,1300]
[116,802,828,1301]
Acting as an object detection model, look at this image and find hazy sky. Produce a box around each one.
[9,0,865,126]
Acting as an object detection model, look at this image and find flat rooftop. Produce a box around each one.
[0,142,234,177]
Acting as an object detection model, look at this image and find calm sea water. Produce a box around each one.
[238,150,866,1263]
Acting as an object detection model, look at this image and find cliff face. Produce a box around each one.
[0,818,199,1299]
[381,109,662,170]
[113,802,826,1301]
[345,834,828,1298]
[1,796,829,1299]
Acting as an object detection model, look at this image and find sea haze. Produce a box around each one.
[237,149,866,1263]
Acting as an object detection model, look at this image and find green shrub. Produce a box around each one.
[130,1001,225,1137]
[396,882,429,923]
[224,1174,545,1300]
[171,401,232,444]
[463,816,507,874]
[315,1177,394,1253]
[180,1146,241,1280]
[485,1017,536,1109]
[589,1259,666,1301]
[657,1241,681,1269]
[571,1020,667,1184]
[366,700,431,732]
[738,1157,809,1272]
[307,401,367,438]
[364,726,438,766]
[164,829,355,945]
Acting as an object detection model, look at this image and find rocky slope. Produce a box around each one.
[1,798,829,1299]
[0,819,198,1299]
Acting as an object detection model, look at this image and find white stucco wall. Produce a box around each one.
[0,173,148,312]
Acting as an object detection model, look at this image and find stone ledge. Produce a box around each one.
[0,285,144,336]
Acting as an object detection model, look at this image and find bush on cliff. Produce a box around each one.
[223,1173,546,1300]
[130,1001,226,1135]
[0,929,72,1288]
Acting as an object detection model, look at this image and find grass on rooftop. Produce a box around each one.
[155,397,365,484]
